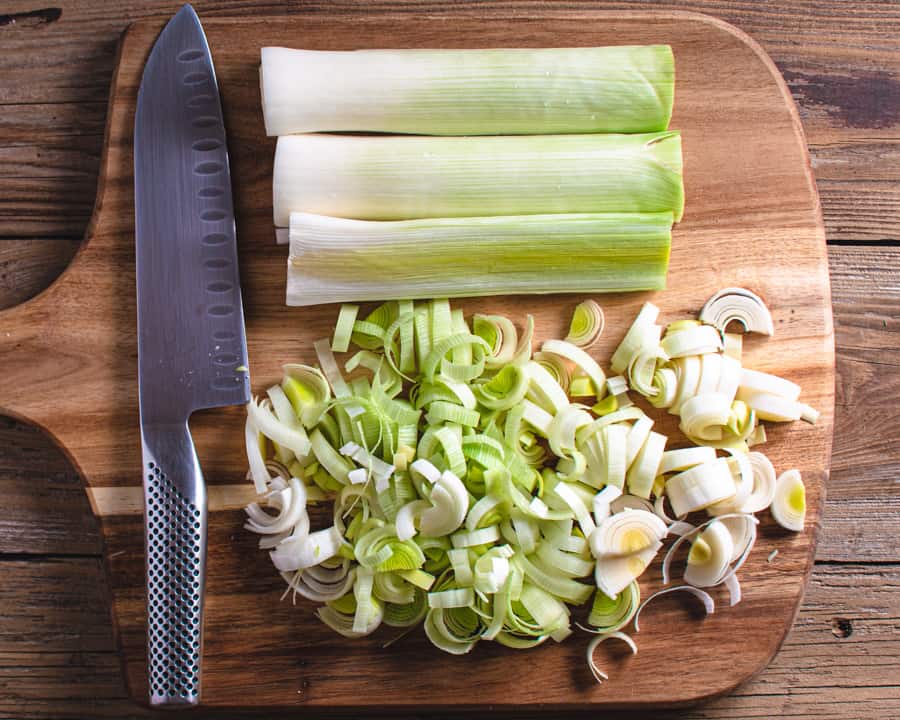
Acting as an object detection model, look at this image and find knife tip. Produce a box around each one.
[175,4,199,22]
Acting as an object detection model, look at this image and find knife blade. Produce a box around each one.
[134,4,249,708]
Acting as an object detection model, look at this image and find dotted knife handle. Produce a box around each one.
[141,423,207,708]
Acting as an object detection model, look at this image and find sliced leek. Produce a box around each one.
[737,368,801,402]
[565,300,605,348]
[590,509,667,559]
[683,520,734,587]
[587,581,640,633]
[540,340,608,401]
[659,446,716,474]
[594,541,660,598]
[699,287,774,335]
[719,515,757,563]
[587,631,638,683]
[666,458,736,517]
[771,469,806,532]
[419,470,469,537]
[740,451,777,513]
[660,513,758,586]
[607,290,817,456]
[740,392,805,423]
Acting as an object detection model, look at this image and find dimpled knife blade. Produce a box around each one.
[134,4,249,707]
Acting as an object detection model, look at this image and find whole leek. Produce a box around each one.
[286,212,673,306]
[273,132,684,226]
[260,45,674,136]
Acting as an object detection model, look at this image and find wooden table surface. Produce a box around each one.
[0,1,897,718]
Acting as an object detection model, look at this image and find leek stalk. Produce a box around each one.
[261,45,674,136]
[287,212,672,306]
[273,132,684,226]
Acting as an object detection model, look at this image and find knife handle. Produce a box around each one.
[141,422,207,708]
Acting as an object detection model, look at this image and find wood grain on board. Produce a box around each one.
[0,9,835,710]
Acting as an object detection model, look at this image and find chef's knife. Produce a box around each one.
[134,4,249,707]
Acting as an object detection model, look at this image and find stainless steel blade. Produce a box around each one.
[134,4,248,708]
[135,4,249,423]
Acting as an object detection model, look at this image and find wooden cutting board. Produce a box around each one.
[0,9,834,711]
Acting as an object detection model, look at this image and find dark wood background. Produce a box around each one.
[0,1,897,718]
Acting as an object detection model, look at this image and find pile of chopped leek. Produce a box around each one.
[259,46,684,306]
[243,293,813,679]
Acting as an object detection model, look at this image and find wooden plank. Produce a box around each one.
[0,11,834,710]
[0,559,111,652]
[811,139,900,242]
[0,558,895,719]
[820,246,900,562]
[0,103,106,144]
[710,563,900,718]
[0,652,140,720]
[0,138,100,178]
[818,181,900,243]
